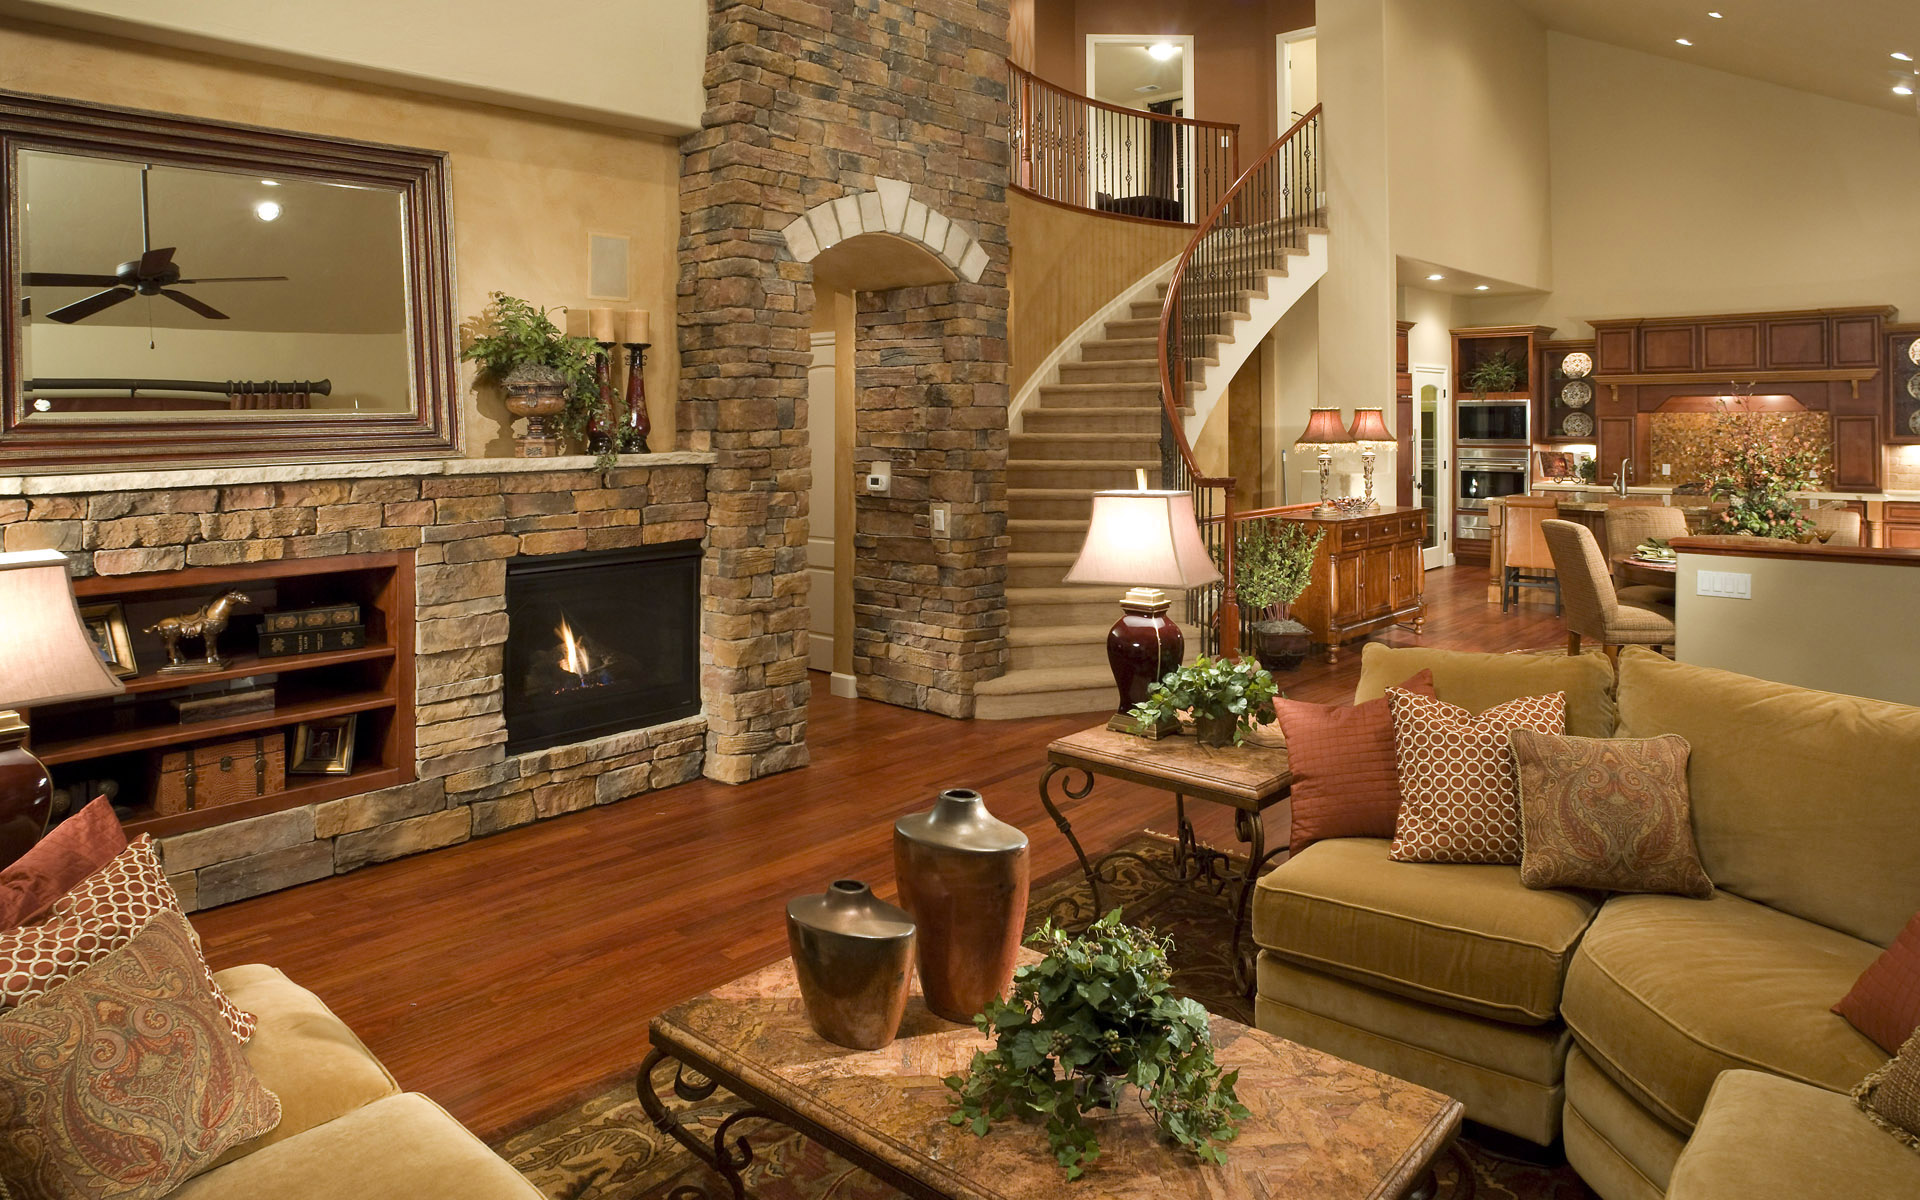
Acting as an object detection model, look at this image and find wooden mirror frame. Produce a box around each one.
[0,89,460,470]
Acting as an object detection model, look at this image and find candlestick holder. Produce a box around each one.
[587,343,617,455]
[620,342,652,453]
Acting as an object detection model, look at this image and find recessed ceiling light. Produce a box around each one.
[1894,52,1914,62]
[1676,38,1693,47]
[260,179,280,187]
[1896,83,1916,96]
[1707,11,1723,18]
[253,200,282,222]
[1474,284,1491,292]
[1147,42,1179,61]
[1426,273,1445,281]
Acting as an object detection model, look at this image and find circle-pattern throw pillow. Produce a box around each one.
[1388,689,1566,864]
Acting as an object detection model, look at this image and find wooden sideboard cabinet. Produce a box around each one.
[1284,506,1427,663]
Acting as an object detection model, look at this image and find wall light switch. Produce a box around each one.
[1661,463,1671,476]
[930,502,951,536]
[864,460,891,496]
[1696,570,1752,599]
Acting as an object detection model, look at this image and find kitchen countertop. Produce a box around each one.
[1528,482,1920,503]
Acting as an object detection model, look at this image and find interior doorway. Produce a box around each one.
[1085,34,1197,221]
[1277,28,1318,131]
[1411,364,1453,570]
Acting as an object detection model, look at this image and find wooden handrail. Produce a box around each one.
[1154,105,1323,658]
[1005,59,1241,224]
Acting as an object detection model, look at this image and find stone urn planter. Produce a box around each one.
[1250,617,1312,673]
[502,363,569,459]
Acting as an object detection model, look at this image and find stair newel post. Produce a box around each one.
[1217,480,1241,659]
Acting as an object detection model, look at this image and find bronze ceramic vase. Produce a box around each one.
[893,788,1030,1023]
[785,880,916,1051]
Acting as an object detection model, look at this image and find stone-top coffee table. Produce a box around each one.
[639,956,1461,1200]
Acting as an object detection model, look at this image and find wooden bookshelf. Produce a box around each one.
[36,552,416,838]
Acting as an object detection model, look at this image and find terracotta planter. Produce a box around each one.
[1191,713,1238,747]
[893,789,1030,1023]
[785,880,916,1050]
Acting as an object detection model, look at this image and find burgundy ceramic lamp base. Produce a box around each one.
[0,712,52,867]
[1105,588,1185,737]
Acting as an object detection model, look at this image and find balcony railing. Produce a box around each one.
[1007,60,1239,225]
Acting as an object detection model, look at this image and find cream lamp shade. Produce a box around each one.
[1348,407,1395,447]
[0,550,127,710]
[1064,490,1222,589]
[1294,407,1353,451]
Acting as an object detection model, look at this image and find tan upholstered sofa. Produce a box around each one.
[1252,644,1920,1200]
[171,965,539,1199]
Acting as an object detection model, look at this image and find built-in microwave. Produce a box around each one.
[1457,399,1530,444]
[1457,448,1529,516]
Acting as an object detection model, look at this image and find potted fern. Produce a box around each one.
[462,292,603,460]
[1465,348,1525,399]
[1235,518,1323,671]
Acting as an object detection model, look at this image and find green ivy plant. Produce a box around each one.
[460,292,609,463]
[945,911,1248,1180]
[1465,348,1525,398]
[1233,518,1323,625]
[1127,655,1279,746]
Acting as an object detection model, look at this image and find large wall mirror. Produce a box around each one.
[1,91,458,469]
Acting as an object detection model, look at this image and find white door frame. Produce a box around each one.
[1411,363,1454,570]
[1277,26,1317,133]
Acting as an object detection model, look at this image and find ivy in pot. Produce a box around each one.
[946,911,1249,1179]
[1126,656,1279,747]
[1233,518,1324,672]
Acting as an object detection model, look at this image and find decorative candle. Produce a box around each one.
[589,307,618,343]
[563,307,591,339]
[622,309,652,346]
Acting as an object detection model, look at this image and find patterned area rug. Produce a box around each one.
[495,832,1594,1200]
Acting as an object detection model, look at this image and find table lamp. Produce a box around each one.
[0,551,127,863]
[1294,407,1353,516]
[1064,477,1222,737]
[1347,407,1395,510]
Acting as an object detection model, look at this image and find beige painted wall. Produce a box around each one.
[1471,34,1920,335]
[0,0,705,134]
[1260,291,1320,507]
[0,19,683,459]
[1677,552,1920,706]
[1384,0,1551,293]
[1008,192,1190,397]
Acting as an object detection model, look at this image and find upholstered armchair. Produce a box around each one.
[1602,504,1687,606]
[1807,507,1863,546]
[1542,519,1675,662]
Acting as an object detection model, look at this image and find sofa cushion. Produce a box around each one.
[207,965,400,1166]
[1252,837,1601,1024]
[1355,642,1617,738]
[1835,908,1920,1053]
[1388,689,1565,865]
[1563,890,1887,1132]
[171,1092,541,1200]
[0,797,125,928]
[1666,1070,1920,1200]
[1274,669,1435,855]
[1614,649,1920,948]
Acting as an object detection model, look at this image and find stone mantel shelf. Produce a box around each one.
[0,452,717,497]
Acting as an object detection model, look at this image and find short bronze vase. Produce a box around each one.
[785,880,916,1051]
[893,788,1030,1024]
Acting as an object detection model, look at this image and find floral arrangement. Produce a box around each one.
[946,911,1248,1179]
[1704,400,1827,539]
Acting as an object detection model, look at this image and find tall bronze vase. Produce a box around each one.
[785,880,916,1051]
[893,788,1030,1023]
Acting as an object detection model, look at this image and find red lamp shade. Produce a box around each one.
[1348,407,1394,447]
[1295,407,1353,450]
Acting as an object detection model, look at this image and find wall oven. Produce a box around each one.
[1456,448,1529,541]
[1456,399,1530,445]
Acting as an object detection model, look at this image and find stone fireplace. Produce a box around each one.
[502,543,701,756]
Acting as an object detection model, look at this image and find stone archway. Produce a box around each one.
[781,178,990,283]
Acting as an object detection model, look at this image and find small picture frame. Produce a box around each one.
[78,602,139,679]
[290,715,357,776]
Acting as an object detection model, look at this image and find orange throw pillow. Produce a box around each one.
[1388,689,1567,864]
[1275,670,1436,856]
[0,797,126,930]
[1836,910,1920,1054]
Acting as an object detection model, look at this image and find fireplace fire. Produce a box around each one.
[503,543,701,755]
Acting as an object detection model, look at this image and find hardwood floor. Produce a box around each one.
[192,564,1562,1142]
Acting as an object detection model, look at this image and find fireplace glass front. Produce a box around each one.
[502,542,701,756]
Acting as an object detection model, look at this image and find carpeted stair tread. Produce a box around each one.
[972,663,1120,696]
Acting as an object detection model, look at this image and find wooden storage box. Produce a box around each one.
[153,735,286,816]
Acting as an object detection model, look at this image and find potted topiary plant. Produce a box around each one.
[1465,348,1525,398]
[946,911,1249,1180]
[462,292,604,460]
[1234,518,1323,671]
[1126,655,1279,747]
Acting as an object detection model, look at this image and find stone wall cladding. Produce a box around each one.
[679,0,1013,771]
[1,457,711,909]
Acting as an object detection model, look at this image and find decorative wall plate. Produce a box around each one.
[1910,409,1920,436]
[1562,412,1594,437]
[1908,339,1920,367]
[1561,380,1593,408]
[1907,373,1920,400]
[1561,351,1594,379]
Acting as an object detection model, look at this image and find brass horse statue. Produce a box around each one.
[148,590,251,672]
